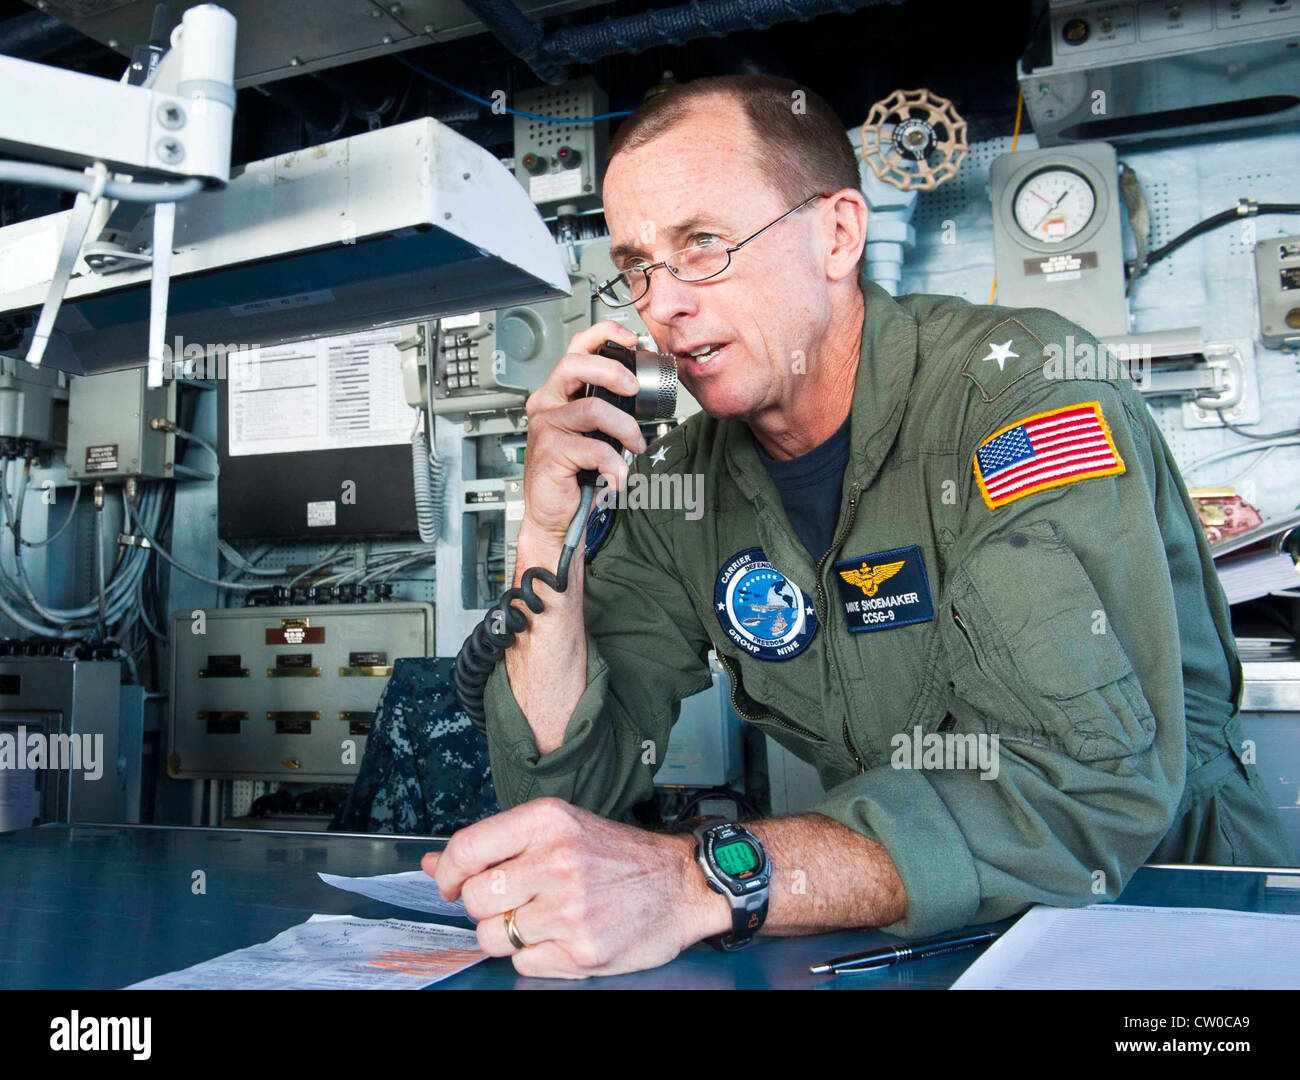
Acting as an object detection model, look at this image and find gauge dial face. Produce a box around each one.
[1012,167,1096,243]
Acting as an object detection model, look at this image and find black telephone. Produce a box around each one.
[455,341,677,730]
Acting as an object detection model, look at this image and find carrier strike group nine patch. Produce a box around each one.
[715,548,818,660]
[973,400,1125,510]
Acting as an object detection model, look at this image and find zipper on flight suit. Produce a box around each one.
[814,484,865,773]
[714,652,823,742]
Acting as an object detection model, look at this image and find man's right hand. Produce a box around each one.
[519,321,648,552]
[502,322,647,754]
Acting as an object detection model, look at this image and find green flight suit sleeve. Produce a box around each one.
[815,375,1189,939]
[482,478,714,814]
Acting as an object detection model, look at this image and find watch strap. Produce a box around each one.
[716,890,769,952]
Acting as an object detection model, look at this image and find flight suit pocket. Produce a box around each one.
[713,651,829,746]
[947,519,1156,763]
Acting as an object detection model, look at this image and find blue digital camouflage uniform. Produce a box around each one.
[331,657,499,835]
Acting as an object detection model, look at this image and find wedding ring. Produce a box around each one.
[504,907,530,950]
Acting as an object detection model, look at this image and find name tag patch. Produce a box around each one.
[833,545,934,633]
[715,548,818,661]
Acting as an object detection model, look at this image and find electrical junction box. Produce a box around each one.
[65,368,175,480]
[168,602,432,782]
[513,78,608,214]
[0,357,66,450]
[1256,235,1300,350]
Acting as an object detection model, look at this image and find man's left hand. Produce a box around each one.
[423,797,731,979]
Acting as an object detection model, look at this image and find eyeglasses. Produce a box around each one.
[596,194,828,308]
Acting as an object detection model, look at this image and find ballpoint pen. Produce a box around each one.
[810,929,1002,976]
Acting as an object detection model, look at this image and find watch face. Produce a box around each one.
[1012,166,1096,243]
[714,837,759,878]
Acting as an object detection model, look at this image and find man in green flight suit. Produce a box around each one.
[425,74,1294,978]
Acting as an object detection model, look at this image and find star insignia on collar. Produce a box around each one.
[981,340,1019,372]
[649,445,669,467]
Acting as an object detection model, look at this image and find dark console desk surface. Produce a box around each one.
[2,824,1296,990]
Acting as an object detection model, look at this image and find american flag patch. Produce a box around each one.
[973,401,1125,510]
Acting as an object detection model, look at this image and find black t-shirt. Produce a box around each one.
[756,414,852,562]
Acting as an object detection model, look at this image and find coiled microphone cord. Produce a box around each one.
[455,483,596,731]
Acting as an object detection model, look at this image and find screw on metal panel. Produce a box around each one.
[289,56,301,66]
[156,138,184,164]
[444,212,452,219]
[391,3,403,13]
[371,6,383,15]
[382,34,393,43]
[158,103,186,129]
[463,172,471,179]
[423,23,435,33]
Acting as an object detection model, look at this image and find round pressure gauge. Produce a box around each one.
[1012,167,1097,243]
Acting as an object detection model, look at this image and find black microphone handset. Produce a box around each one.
[455,341,677,731]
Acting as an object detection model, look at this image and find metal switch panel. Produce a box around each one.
[168,602,432,782]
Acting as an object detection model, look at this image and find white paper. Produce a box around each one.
[1215,550,1300,605]
[318,870,474,921]
[126,915,484,989]
[0,765,39,832]
[306,500,337,527]
[227,327,419,457]
[951,904,1300,990]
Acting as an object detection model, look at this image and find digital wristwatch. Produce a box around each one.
[689,818,771,952]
